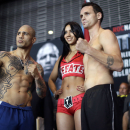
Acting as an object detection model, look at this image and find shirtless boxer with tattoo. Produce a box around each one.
[0,25,46,130]
[76,2,123,130]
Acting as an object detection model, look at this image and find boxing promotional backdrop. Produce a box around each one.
[109,23,130,90]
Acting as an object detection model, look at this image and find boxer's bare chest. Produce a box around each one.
[0,51,34,99]
[0,52,34,82]
[83,37,103,72]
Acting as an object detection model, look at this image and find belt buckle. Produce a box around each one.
[64,96,73,109]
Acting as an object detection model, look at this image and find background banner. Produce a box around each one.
[109,23,130,90]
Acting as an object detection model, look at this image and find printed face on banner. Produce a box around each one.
[36,43,59,75]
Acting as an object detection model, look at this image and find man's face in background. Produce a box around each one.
[119,82,129,96]
[37,43,59,76]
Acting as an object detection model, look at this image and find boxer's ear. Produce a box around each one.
[97,12,102,20]
[32,37,36,44]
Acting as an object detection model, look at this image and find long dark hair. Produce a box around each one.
[58,21,84,79]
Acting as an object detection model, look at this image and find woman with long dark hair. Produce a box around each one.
[48,21,85,130]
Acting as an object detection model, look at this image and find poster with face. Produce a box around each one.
[30,38,63,90]
[36,43,59,76]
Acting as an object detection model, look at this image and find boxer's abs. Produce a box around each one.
[0,75,33,107]
[83,54,114,91]
[84,70,114,91]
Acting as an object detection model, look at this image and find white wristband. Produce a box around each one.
[53,91,56,98]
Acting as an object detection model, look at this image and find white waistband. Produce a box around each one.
[0,101,2,104]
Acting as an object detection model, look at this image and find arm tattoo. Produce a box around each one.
[37,64,44,77]
[35,64,46,98]
[107,56,114,69]
[36,78,46,98]
[27,91,32,97]
[0,51,6,58]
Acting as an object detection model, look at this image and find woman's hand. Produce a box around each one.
[54,89,63,99]
[77,85,85,92]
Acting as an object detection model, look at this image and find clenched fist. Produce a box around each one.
[76,38,89,54]
[28,64,39,78]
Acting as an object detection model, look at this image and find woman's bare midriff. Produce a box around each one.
[59,76,84,99]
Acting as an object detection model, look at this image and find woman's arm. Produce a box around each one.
[48,56,62,97]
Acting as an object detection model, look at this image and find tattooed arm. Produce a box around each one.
[76,30,123,71]
[96,30,123,71]
[28,63,47,98]
[0,51,5,67]
[35,64,47,98]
